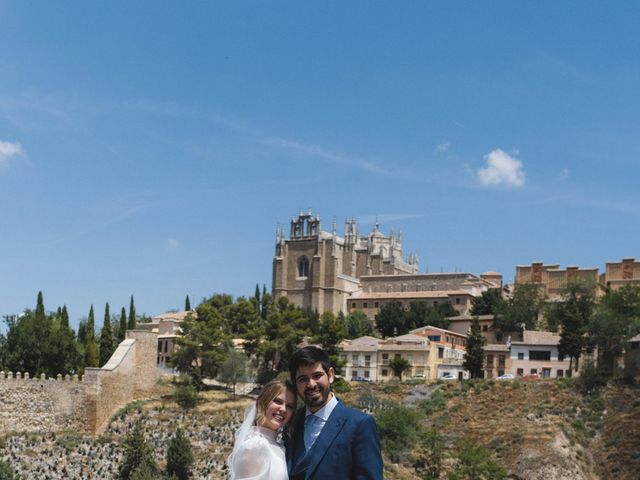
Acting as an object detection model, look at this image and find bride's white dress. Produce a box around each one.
[229,406,288,480]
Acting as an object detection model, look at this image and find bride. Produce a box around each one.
[229,379,297,480]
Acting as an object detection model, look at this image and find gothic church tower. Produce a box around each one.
[272,209,418,315]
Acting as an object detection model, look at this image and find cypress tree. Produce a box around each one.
[185,295,191,312]
[87,305,95,341]
[99,302,114,366]
[118,420,157,480]
[60,305,70,330]
[165,428,194,480]
[463,317,487,379]
[77,320,87,344]
[118,307,127,343]
[128,295,136,330]
[84,304,99,368]
[35,291,46,323]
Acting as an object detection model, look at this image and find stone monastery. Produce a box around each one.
[272,209,502,317]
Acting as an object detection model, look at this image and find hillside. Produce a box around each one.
[341,379,640,480]
[0,379,637,479]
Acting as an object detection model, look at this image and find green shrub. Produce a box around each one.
[0,460,18,480]
[166,428,194,480]
[375,402,423,463]
[420,389,446,416]
[174,384,199,409]
[576,361,607,394]
[332,377,351,394]
[448,439,507,480]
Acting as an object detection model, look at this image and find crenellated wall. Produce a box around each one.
[0,330,159,435]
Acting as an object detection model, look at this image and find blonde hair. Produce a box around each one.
[255,379,296,428]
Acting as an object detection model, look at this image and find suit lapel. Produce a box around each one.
[288,407,306,473]
[302,400,348,479]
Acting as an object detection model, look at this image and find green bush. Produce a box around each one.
[0,460,18,480]
[420,389,446,416]
[174,384,199,410]
[332,377,351,394]
[576,361,607,394]
[118,420,158,480]
[166,428,194,480]
[448,439,507,480]
[375,402,423,463]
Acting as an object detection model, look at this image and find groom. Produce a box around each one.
[286,346,383,480]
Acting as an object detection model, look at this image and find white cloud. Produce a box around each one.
[0,140,24,169]
[477,149,525,187]
[435,141,450,154]
[167,238,180,249]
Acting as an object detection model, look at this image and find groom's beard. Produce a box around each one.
[303,385,331,409]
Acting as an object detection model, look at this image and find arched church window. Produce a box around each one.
[298,256,310,278]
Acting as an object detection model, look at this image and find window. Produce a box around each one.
[438,347,444,359]
[374,302,379,308]
[517,368,524,376]
[529,351,551,361]
[394,353,401,360]
[498,355,505,367]
[498,370,504,376]
[482,325,488,332]
[557,369,564,378]
[486,354,494,366]
[428,335,441,342]
[446,336,450,343]
[517,352,524,360]
[164,341,168,353]
[456,297,461,304]
[365,355,371,367]
[382,369,388,377]
[352,354,358,364]
[352,370,358,378]
[530,368,537,375]
[382,353,389,365]
[542,368,551,378]
[298,257,309,277]
[352,302,356,309]
[363,302,368,308]
[364,370,370,378]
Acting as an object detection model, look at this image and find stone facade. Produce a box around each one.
[603,257,640,290]
[515,262,599,298]
[273,210,500,315]
[0,330,159,435]
[273,209,418,314]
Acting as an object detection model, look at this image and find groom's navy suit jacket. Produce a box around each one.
[286,399,383,480]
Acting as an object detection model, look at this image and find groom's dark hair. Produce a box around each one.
[289,346,331,383]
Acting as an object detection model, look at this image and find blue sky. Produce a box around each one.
[1,2,639,327]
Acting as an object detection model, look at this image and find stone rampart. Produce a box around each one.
[0,330,159,435]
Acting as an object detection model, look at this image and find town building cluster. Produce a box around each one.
[148,210,640,382]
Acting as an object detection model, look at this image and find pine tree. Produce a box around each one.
[128,295,136,330]
[463,317,486,379]
[165,428,194,480]
[184,295,191,312]
[99,302,114,366]
[118,307,127,343]
[118,420,157,480]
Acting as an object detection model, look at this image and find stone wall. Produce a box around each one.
[0,330,159,435]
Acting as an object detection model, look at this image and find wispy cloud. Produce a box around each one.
[264,136,391,175]
[0,140,24,169]
[435,141,450,154]
[166,238,180,249]
[477,149,526,187]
